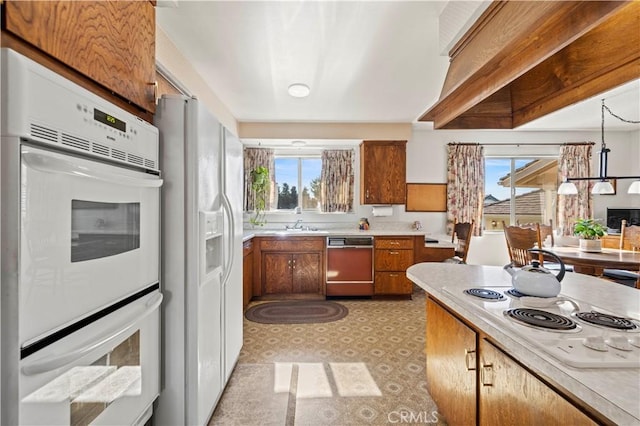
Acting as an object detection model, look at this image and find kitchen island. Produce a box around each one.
[407,263,640,425]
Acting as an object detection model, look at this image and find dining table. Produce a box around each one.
[544,246,640,285]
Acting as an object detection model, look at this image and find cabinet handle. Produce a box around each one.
[390,241,400,245]
[366,189,369,199]
[149,81,158,101]
[464,349,476,371]
[389,273,399,277]
[480,363,494,386]
[389,251,399,255]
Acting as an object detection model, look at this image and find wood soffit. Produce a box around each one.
[419,1,640,130]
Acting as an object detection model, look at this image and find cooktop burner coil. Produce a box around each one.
[505,288,526,298]
[574,311,638,330]
[504,308,578,331]
[463,288,506,301]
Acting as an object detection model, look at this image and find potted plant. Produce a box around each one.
[249,166,270,227]
[573,218,606,252]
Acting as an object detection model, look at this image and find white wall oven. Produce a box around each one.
[1,49,163,425]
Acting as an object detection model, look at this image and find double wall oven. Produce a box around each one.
[1,49,162,425]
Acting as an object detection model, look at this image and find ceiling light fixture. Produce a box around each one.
[287,83,310,98]
[559,99,640,195]
[291,140,306,147]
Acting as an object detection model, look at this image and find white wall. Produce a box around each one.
[249,127,639,234]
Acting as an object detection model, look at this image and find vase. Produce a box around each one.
[579,238,602,252]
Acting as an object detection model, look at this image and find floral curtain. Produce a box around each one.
[446,144,484,236]
[320,149,354,213]
[557,143,593,236]
[244,147,275,211]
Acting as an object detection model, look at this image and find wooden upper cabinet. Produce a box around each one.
[4,1,156,114]
[360,141,407,205]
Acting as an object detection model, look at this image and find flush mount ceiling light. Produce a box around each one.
[291,140,306,147]
[559,99,640,195]
[287,83,310,98]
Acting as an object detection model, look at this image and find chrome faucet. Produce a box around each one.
[286,219,304,230]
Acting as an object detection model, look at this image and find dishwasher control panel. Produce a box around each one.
[327,236,374,247]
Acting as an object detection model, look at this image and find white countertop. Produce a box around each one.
[406,263,640,425]
[243,229,455,248]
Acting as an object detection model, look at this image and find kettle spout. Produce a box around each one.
[503,262,516,276]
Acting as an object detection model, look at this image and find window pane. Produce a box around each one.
[301,158,321,209]
[484,157,557,230]
[275,158,298,210]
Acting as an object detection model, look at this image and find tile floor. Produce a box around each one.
[209,286,443,425]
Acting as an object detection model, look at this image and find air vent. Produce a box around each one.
[144,159,156,169]
[30,124,58,144]
[92,143,110,157]
[112,149,126,161]
[127,154,143,166]
[61,133,90,152]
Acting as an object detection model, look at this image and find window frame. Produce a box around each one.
[273,154,322,212]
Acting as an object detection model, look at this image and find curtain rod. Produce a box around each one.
[447,142,595,146]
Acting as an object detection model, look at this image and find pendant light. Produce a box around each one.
[560,99,640,195]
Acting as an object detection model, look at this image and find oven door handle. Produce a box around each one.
[21,292,163,376]
[22,148,163,188]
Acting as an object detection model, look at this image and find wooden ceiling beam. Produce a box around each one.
[419,1,637,130]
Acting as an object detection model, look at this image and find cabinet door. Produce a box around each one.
[263,253,293,294]
[5,1,156,113]
[360,141,406,204]
[374,272,412,295]
[426,298,477,425]
[292,253,321,294]
[479,339,596,426]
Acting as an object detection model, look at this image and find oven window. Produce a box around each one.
[71,200,140,262]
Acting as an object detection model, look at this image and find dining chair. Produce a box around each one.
[603,220,640,288]
[503,221,542,267]
[519,220,554,247]
[443,218,474,264]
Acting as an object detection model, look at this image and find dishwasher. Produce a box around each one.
[326,236,374,296]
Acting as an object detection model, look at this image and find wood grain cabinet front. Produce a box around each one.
[3,1,156,115]
[255,237,325,297]
[374,236,414,296]
[242,240,254,310]
[360,141,407,205]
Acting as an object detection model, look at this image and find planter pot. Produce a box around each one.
[579,238,602,252]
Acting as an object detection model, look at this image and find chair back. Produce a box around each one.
[451,219,474,263]
[520,220,554,247]
[503,221,542,267]
[621,220,640,251]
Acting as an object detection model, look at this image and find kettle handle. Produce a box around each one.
[528,248,565,282]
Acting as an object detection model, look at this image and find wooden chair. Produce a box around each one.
[451,218,474,263]
[503,221,542,267]
[604,220,640,288]
[519,219,554,247]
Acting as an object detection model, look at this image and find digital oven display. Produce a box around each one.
[94,108,126,132]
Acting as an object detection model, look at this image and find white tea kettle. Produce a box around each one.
[503,249,566,298]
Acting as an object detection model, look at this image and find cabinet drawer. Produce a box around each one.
[259,237,324,251]
[375,249,414,270]
[375,237,414,249]
[374,272,413,294]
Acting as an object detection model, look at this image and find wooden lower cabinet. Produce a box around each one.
[479,339,595,426]
[255,237,324,297]
[374,236,414,296]
[413,236,455,262]
[426,296,599,426]
[426,298,477,425]
[242,240,254,310]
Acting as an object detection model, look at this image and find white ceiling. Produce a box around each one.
[157,1,640,133]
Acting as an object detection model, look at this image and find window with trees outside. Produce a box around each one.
[274,156,321,211]
[484,157,559,231]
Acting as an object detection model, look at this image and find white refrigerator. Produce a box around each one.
[154,95,244,426]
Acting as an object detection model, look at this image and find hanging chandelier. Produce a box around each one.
[558,99,640,195]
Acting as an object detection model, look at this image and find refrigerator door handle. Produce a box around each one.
[220,193,235,287]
